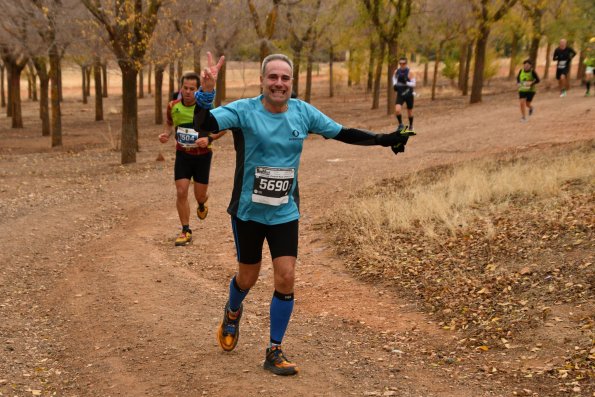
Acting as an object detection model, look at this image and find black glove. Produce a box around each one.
[375,125,415,155]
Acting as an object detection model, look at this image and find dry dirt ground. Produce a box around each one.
[0,75,594,397]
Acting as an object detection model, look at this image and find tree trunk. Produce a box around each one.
[305,55,313,103]
[155,64,164,125]
[32,57,50,137]
[27,68,33,100]
[329,44,334,98]
[50,46,62,147]
[367,41,376,92]
[509,32,519,80]
[32,69,38,101]
[386,40,398,115]
[120,66,138,164]
[458,42,467,90]
[57,61,63,102]
[10,64,25,128]
[292,48,302,96]
[177,59,183,87]
[6,63,12,117]
[0,63,5,108]
[431,44,443,100]
[423,61,429,86]
[85,66,91,97]
[372,43,385,110]
[462,41,473,96]
[82,65,88,104]
[543,41,552,80]
[147,63,152,94]
[347,48,353,87]
[94,57,103,121]
[102,62,108,97]
[470,26,489,104]
[169,62,175,99]
[193,47,201,73]
[577,48,586,80]
[259,39,269,66]
[138,67,144,98]
[215,61,226,107]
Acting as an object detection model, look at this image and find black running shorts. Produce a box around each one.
[396,91,414,109]
[518,91,536,101]
[174,150,213,184]
[231,217,299,264]
[556,67,569,80]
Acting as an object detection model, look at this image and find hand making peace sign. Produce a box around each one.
[201,51,225,92]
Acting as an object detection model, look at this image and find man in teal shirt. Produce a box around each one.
[194,53,413,376]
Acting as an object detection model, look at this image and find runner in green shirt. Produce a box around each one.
[516,59,540,122]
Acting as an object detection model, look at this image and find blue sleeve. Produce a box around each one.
[302,101,342,139]
[210,101,242,130]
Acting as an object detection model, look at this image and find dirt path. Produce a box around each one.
[1,87,593,396]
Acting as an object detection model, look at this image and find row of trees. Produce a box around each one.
[1,0,593,164]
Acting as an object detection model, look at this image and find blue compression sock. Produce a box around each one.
[228,276,249,312]
[270,291,294,345]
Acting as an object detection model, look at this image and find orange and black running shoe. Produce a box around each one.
[217,301,243,351]
[263,345,299,376]
[174,230,192,246]
[197,201,208,220]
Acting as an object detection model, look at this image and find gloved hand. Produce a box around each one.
[376,125,415,155]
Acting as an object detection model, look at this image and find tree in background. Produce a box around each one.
[468,0,518,104]
[81,0,163,164]
[362,0,412,114]
[247,0,282,64]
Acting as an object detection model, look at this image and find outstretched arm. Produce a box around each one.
[333,126,414,155]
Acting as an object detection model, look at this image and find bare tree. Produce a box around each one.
[468,0,518,104]
[362,0,413,114]
[81,0,164,164]
[247,0,283,64]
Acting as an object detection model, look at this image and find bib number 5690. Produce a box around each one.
[260,179,290,192]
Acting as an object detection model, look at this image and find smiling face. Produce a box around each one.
[261,59,293,110]
[559,39,567,49]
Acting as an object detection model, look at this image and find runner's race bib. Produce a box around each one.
[252,166,295,206]
[176,127,199,149]
[522,81,533,87]
[557,60,567,69]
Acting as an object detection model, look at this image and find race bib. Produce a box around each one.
[176,127,199,149]
[252,166,295,206]
[557,60,567,69]
[522,81,533,87]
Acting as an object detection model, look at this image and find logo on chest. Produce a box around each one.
[289,129,306,142]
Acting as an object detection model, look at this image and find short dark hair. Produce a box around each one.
[181,72,200,87]
[523,59,532,65]
[399,57,408,63]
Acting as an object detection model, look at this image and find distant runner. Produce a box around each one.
[583,38,594,97]
[392,57,416,131]
[553,39,576,97]
[194,52,414,376]
[517,59,540,122]
[158,72,226,246]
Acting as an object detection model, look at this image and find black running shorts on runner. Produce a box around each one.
[556,67,569,80]
[518,91,536,101]
[231,217,299,264]
[396,92,414,109]
[174,150,213,184]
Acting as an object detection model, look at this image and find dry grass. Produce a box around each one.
[346,143,594,238]
[327,142,594,391]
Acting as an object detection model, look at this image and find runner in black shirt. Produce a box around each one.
[553,39,576,97]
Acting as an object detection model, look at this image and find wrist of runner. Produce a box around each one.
[208,136,214,144]
[195,88,216,109]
